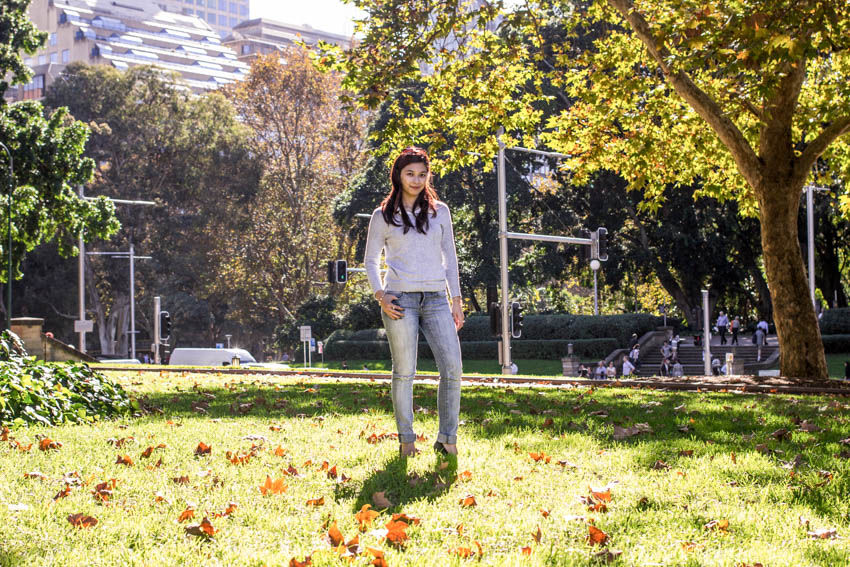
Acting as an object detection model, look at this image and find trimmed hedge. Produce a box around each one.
[822,334,850,353]
[323,338,618,361]
[820,309,850,335]
[458,313,675,344]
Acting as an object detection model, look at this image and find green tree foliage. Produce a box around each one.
[41,63,260,354]
[0,1,118,302]
[325,0,850,380]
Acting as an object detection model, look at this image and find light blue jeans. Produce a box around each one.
[382,291,462,445]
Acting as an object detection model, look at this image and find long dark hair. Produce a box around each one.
[381,146,438,234]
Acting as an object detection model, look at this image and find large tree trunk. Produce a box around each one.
[758,183,828,381]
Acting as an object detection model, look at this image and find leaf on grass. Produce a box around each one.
[115,454,134,467]
[770,428,791,442]
[808,528,838,539]
[92,480,117,502]
[259,476,287,495]
[450,546,476,558]
[273,445,287,457]
[521,546,533,555]
[678,449,694,457]
[284,465,300,476]
[172,475,190,485]
[391,513,420,525]
[356,504,380,531]
[651,460,670,470]
[532,525,542,543]
[67,513,98,528]
[305,497,325,507]
[39,438,62,451]
[587,525,608,546]
[797,420,822,433]
[366,547,387,567]
[529,451,551,463]
[459,495,477,507]
[327,521,344,547]
[457,470,472,482]
[704,519,729,531]
[385,519,409,547]
[541,417,555,429]
[681,541,703,552]
[178,506,195,523]
[288,556,312,567]
[24,471,48,480]
[141,446,154,459]
[147,458,163,470]
[0,426,9,441]
[372,491,394,509]
[184,517,216,538]
[107,436,134,448]
[225,451,251,465]
[613,423,653,440]
[540,509,550,518]
[213,502,238,518]
[194,442,211,456]
[54,486,72,501]
[153,491,171,505]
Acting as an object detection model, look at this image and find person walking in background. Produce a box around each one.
[716,311,729,345]
[622,355,635,377]
[754,325,766,361]
[757,319,769,336]
[629,343,641,370]
[364,146,464,458]
[730,316,741,345]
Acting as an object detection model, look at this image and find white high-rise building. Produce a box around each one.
[7,0,247,101]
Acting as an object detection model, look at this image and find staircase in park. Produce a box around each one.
[632,340,778,377]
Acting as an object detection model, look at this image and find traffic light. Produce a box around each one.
[335,259,347,283]
[510,301,524,339]
[159,311,172,342]
[489,302,501,338]
[327,260,348,284]
[597,227,608,261]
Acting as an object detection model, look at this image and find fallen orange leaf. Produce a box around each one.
[172,475,190,485]
[213,502,238,518]
[178,506,195,523]
[355,504,380,531]
[457,470,472,481]
[259,476,287,495]
[521,546,533,555]
[54,486,72,501]
[366,547,387,567]
[39,438,62,451]
[194,442,211,456]
[532,526,542,543]
[459,495,477,507]
[327,521,344,547]
[385,519,409,547]
[184,517,216,538]
[115,454,134,467]
[587,524,608,545]
[529,451,551,463]
[288,556,312,567]
[273,445,287,457]
[305,497,325,507]
[67,513,98,528]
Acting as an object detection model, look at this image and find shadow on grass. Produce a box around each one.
[132,378,850,518]
[341,451,457,514]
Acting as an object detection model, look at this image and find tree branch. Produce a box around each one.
[606,0,763,187]
[796,116,850,180]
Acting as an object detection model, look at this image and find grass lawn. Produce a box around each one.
[827,353,850,380]
[307,358,566,376]
[4,371,850,566]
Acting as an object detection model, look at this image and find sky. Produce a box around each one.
[251,0,364,38]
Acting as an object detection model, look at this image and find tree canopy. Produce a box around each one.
[324,0,850,380]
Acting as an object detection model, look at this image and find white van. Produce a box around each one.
[168,348,257,367]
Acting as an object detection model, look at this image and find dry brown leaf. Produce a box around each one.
[184,517,216,538]
[172,475,190,485]
[178,506,195,523]
[529,451,551,463]
[532,525,542,543]
[54,486,72,501]
[273,445,287,457]
[39,438,62,451]
[355,504,380,531]
[808,528,838,539]
[385,519,409,547]
[459,495,477,507]
[372,491,394,509]
[24,471,48,480]
[587,524,608,545]
[366,547,387,567]
[67,513,98,528]
[305,497,325,507]
[194,442,211,456]
[115,454,134,467]
[521,546,533,555]
[457,470,472,482]
[593,548,623,562]
[213,502,238,518]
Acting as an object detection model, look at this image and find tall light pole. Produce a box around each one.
[804,185,829,309]
[0,142,13,330]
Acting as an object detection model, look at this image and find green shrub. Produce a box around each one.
[0,331,136,427]
[820,309,850,335]
[323,340,392,361]
[822,334,850,353]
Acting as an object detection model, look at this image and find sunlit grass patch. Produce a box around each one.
[1,371,849,566]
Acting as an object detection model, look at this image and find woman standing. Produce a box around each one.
[364,147,464,458]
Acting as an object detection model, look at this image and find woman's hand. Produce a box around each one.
[451,297,464,331]
[378,292,404,319]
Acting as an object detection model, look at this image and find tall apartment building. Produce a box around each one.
[7,0,247,101]
[156,0,250,37]
[223,18,352,63]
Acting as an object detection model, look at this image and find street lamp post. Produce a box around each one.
[0,142,13,330]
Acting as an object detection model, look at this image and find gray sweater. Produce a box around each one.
[364,201,461,298]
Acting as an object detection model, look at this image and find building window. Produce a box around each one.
[241,43,251,54]
[24,57,33,66]
[218,14,227,25]
[197,10,205,19]
[49,33,57,46]
[229,16,237,26]
[196,0,204,4]
[62,49,70,63]
[229,2,236,13]
[38,54,47,64]
[207,13,216,24]
[219,0,226,8]
[207,0,215,6]
[50,52,58,63]
[239,4,247,16]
